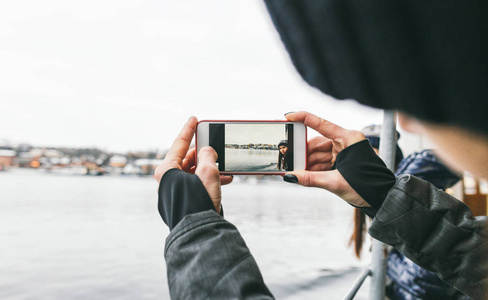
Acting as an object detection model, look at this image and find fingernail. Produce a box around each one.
[224,174,233,178]
[283,174,298,183]
[284,111,296,116]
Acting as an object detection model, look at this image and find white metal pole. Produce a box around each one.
[344,268,371,300]
[369,110,397,300]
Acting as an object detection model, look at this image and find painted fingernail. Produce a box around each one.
[283,174,298,183]
[284,111,296,116]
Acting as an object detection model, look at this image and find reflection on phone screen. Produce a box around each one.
[209,123,294,172]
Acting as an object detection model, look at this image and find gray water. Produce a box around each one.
[0,170,370,299]
[225,148,279,171]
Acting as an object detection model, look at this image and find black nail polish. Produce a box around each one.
[283,174,298,183]
[284,111,296,116]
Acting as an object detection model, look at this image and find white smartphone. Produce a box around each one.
[196,120,307,175]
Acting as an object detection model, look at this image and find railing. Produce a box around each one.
[344,268,371,300]
[343,110,397,300]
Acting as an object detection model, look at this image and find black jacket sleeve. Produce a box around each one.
[158,169,274,299]
[334,139,397,218]
[158,168,216,230]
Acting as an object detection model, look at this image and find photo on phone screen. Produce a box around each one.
[208,123,294,172]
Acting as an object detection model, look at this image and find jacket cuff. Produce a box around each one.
[335,139,397,211]
[350,205,378,219]
[158,169,216,230]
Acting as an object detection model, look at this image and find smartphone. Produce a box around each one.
[196,120,307,175]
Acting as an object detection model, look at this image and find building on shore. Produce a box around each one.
[0,149,16,171]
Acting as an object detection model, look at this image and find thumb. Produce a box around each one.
[196,146,218,169]
[284,170,340,190]
[195,146,222,213]
[283,170,369,207]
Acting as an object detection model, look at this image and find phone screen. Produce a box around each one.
[208,123,294,172]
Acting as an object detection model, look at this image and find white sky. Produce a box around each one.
[0,0,413,154]
[225,124,286,145]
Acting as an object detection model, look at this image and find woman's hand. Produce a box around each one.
[154,116,232,213]
[284,111,370,207]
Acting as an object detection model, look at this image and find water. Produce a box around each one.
[225,148,279,171]
[0,170,371,299]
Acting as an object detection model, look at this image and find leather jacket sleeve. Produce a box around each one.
[369,175,488,300]
[332,140,487,298]
[164,211,274,299]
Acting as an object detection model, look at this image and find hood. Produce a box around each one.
[265,1,488,134]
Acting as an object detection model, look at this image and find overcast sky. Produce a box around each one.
[1,0,409,154]
[225,124,287,145]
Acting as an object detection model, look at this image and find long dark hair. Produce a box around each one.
[277,151,286,170]
[349,208,367,258]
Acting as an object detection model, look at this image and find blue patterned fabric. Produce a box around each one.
[394,150,460,190]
